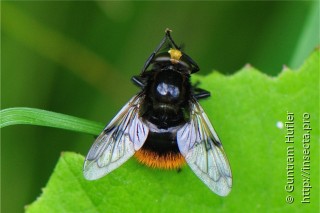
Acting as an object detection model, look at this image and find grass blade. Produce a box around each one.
[0,107,104,135]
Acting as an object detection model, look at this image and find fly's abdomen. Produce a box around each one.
[134,131,185,169]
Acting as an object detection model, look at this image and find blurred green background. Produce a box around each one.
[1,1,318,212]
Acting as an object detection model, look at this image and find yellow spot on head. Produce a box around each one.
[168,48,182,64]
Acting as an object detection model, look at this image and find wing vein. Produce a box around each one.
[177,97,232,196]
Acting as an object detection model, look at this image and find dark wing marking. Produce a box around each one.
[83,93,148,180]
[177,97,232,196]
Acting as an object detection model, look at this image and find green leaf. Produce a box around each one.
[26,49,319,212]
[0,108,104,135]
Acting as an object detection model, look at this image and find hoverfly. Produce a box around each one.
[83,29,232,196]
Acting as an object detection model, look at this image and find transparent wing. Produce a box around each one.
[177,97,232,196]
[83,93,149,180]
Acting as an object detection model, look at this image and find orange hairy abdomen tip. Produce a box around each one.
[134,149,185,169]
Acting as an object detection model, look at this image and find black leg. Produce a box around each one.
[141,32,169,74]
[182,53,200,73]
[141,29,183,74]
[141,29,200,75]
[166,29,199,73]
[165,28,180,49]
[131,75,146,88]
[194,88,211,100]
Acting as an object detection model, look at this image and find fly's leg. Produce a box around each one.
[131,75,146,88]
